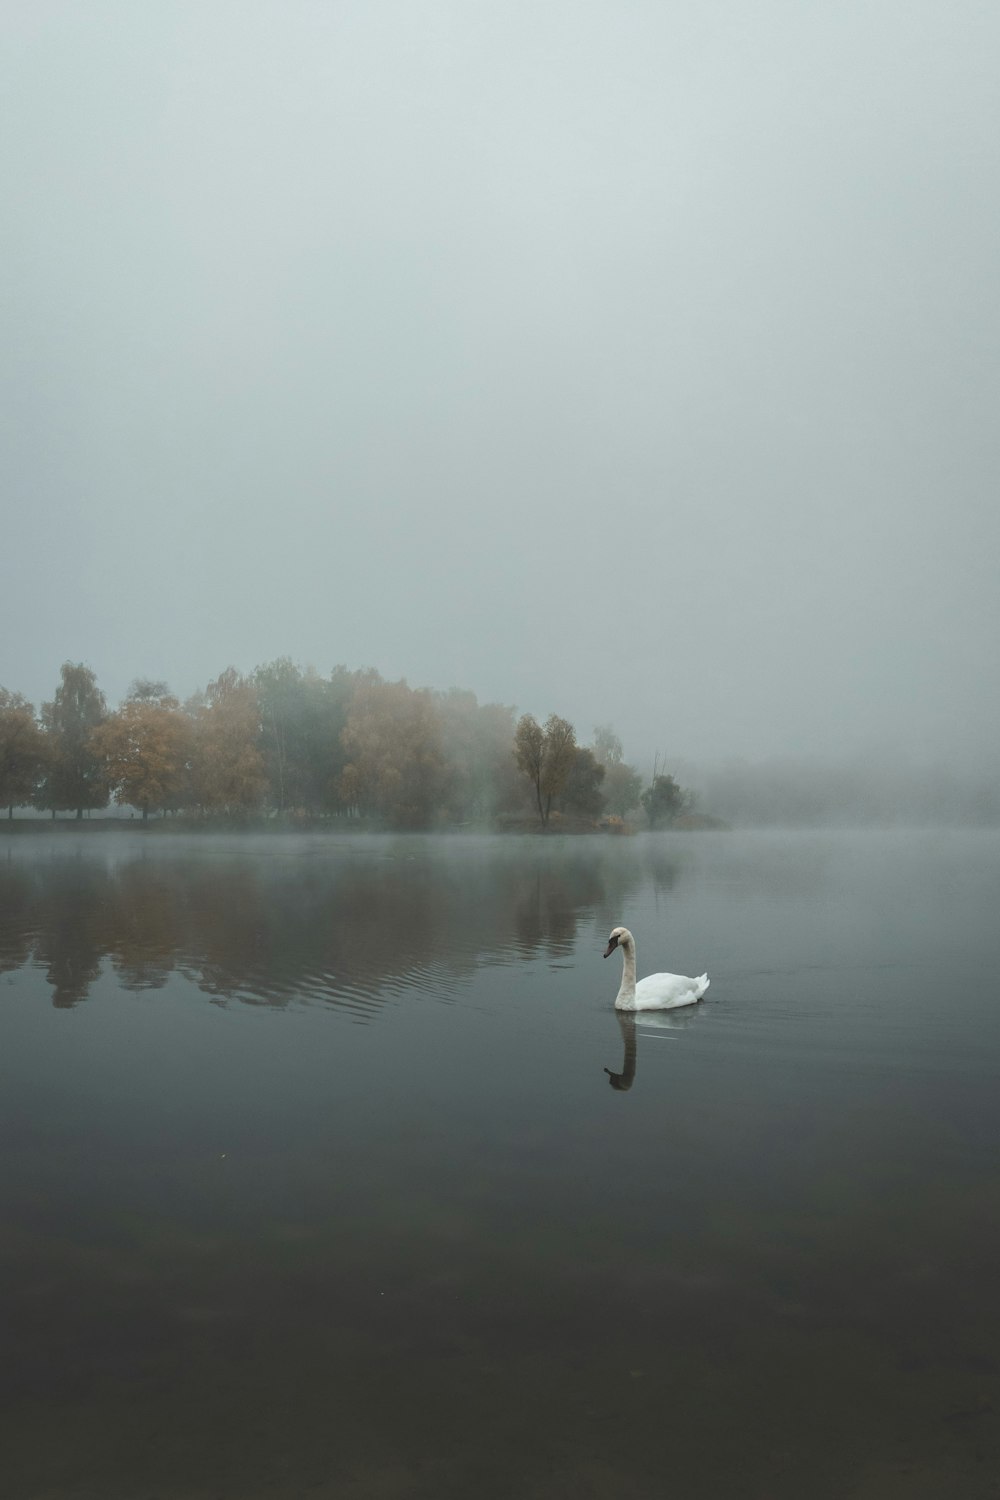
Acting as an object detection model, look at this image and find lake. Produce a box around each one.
[2,829,999,1499]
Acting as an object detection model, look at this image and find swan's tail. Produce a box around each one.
[697,973,710,998]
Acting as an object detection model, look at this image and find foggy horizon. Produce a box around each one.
[4,2,998,777]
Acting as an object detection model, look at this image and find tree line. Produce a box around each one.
[0,662,692,831]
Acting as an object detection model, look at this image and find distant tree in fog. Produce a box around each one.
[602,761,643,819]
[0,689,47,818]
[316,666,366,814]
[127,678,171,703]
[36,663,109,819]
[514,713,577,828]
[435,689,521,823]
[558,746,606,820]
[254,658,355,815]
[256,657,306,813]
[641,771,688,829]
[591,723,642,820]
[593,724,623,768]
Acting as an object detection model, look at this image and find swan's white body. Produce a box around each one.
[604,926,709,1011]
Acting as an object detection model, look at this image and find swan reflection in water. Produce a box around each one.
[604,1007,700,1091]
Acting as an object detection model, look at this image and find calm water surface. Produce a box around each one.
[2,829,999,1499]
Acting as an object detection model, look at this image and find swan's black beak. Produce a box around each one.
[603,936,618,958]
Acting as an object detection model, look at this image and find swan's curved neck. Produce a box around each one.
[616,942,637,1005]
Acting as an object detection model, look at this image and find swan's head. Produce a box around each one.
[603,926,633,958]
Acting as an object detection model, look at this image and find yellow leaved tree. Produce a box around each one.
[92,682,193,821]
[186,668,266,816]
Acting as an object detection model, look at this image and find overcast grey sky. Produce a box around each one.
[3,1,998,769]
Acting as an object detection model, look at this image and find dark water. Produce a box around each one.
[2,829,999,1499]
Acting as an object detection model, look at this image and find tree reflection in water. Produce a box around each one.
[0,834,682,1013]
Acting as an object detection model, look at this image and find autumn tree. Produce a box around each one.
[512,715,544,823]
[37,663,109,818]
[0,689,47,818]
[92,684,193,821]
[187,668,266,815]
[513,713,577,828]
[339,675,448,827]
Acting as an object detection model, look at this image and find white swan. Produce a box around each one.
[604,926,709,1011]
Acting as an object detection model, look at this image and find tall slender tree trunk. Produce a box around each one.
[76,807,83,820]
[534,780,546,828]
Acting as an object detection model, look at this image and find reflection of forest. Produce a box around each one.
[0,838,680,1012]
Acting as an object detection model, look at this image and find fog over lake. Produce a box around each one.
[2,829,1000,1497]
[3,1,999,780]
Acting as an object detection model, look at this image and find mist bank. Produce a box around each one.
[684,754,1000,829]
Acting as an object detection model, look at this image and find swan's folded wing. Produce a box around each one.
[632,970,708,1008]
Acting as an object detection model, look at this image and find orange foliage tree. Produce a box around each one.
[339,674,448,827]
[92,685,193,820]
[0,689,47,818]
[187,668,266,815]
